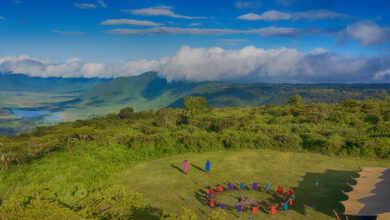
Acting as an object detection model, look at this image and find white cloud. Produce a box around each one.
[310,48,328,55]
[0,16,6,21]
[189,22,201,27]
[234,1,262,9]
[73,3,97,9]
[155,46,390,83]
[81,63,106,77]
[2,47,390,83]
[106,26,317,38]
[373,69,390,80]
[0,55,106,78]
[106,27,241,35]
[124,6,207,19]
[66,57,83,63]
[101,19,162,26]
[113,59,163,77]
[238,10,349,21]
[343,21,390,46]
[238,11,291,21]
[293,10,350,20]
[247,27,318,37]
[97,0,106,8]
[53,30,85,35]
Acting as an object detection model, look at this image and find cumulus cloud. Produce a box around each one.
[238,10,349,21]
[0,55,106,78]
[155,46,390,83]
[373,69,390,80]
[105,26,319,38]
[113,59,163,77]
[81,63,106,77]
[2,47,390,83]
[342,21,390,46]
[53,30,85,35]
[73,3,97,9]
[101,19,162,26]
[124,6,207,19]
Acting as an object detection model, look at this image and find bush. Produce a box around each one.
[302,133,328,152]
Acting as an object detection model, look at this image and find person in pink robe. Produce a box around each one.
[183,160,189,174]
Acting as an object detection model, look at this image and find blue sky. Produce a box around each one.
[0,0,390,82]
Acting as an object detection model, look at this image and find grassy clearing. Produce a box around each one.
[119,150,390,219]
[0,91,77,108]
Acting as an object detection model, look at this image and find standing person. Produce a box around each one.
[183,160,189,174]
[205,159,211,173]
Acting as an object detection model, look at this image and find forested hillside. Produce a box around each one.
[0,96,389,218]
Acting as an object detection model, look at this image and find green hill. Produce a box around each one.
[60,72,205,119]
[60,72,390,120]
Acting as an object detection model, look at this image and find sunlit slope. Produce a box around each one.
[63,72,203,119]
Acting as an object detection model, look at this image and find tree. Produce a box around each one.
[155,108,177,127]
[118,107,134,119]
[287,94,304,105]
[183,96,207,118]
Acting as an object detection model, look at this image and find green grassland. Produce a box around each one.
[121,150,390,219]
[0,91,77,109]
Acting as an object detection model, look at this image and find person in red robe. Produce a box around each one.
[286,188,294,196]
[277,186,284,194]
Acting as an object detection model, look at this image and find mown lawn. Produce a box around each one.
[119,150,390,219]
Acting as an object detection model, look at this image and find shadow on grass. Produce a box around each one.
[191,164,206,173]
[170,163,184,173]
[294,169,357,218]
[136,207,163,220]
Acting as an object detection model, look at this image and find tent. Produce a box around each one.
[340,167,390,218]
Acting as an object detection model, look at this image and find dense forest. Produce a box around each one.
[0,96,389,218]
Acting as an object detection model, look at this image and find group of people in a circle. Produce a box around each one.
[205,182,295,215]
[181,159,295,215]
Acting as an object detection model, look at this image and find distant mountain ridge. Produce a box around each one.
[3,72,390,120]
[0,73,109,93]
[58,72,390,120]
